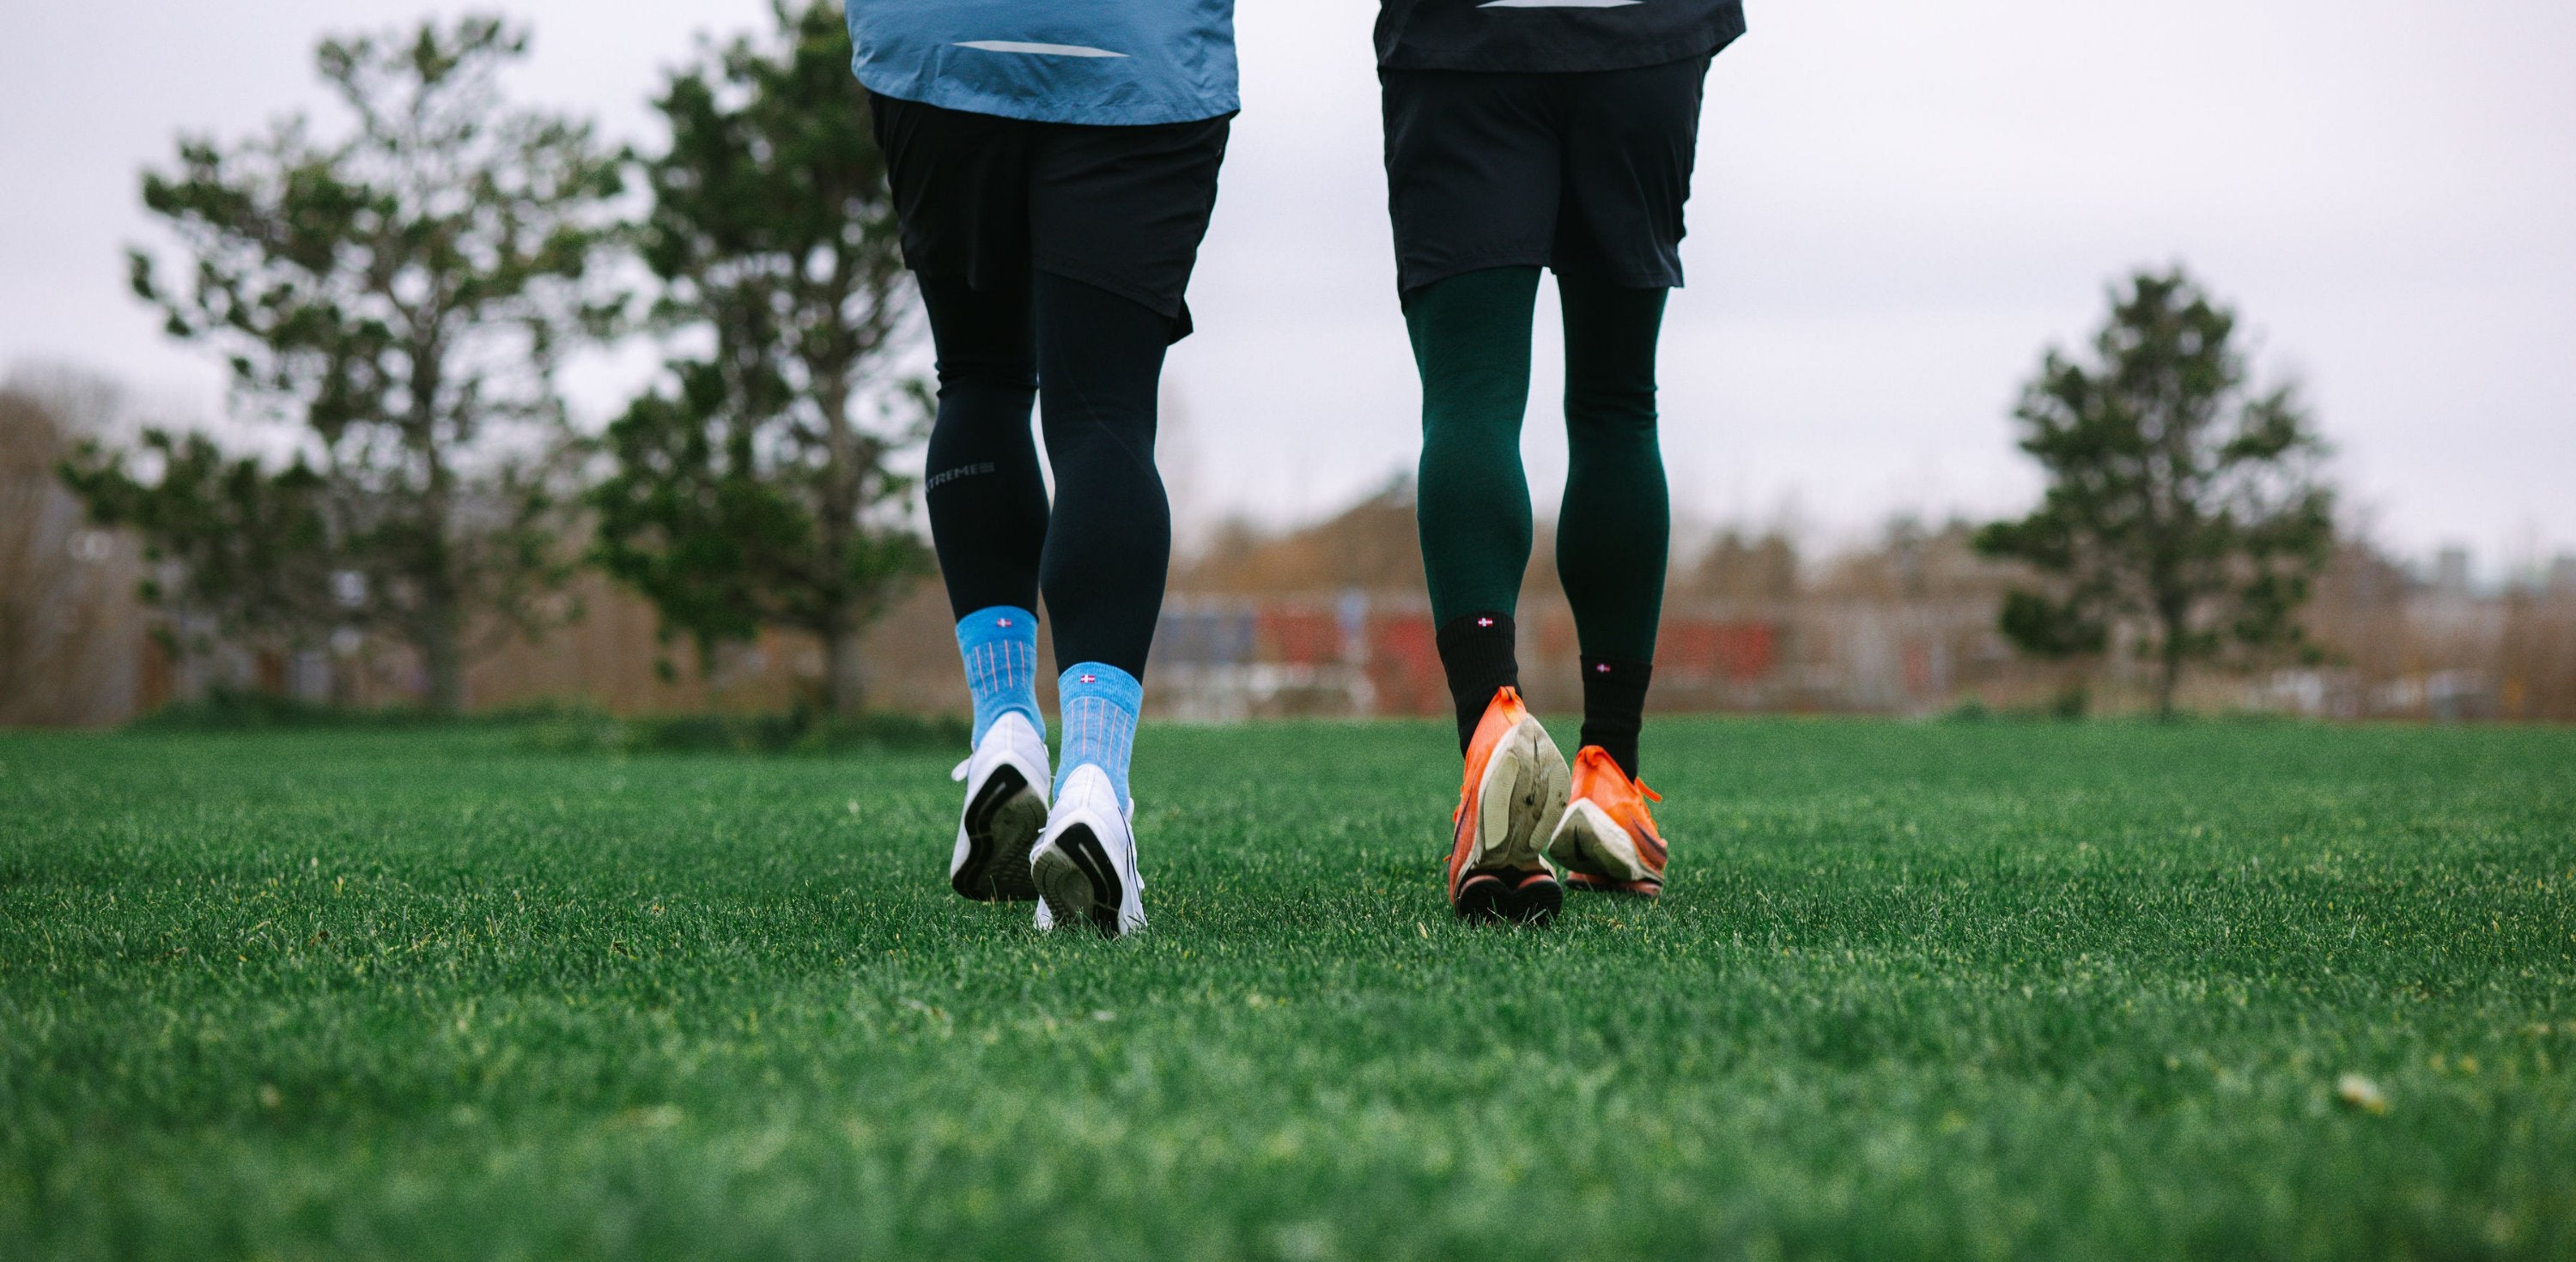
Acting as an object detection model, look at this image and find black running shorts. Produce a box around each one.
[870,93,1231,340]
[1381,53,1712,297]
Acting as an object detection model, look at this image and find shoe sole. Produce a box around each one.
[1453,871,1509,922]
[1032,824,1131,938]
[952,765,1047,902]
[1546,798,1661,889]
[1455,865,1562,925]
[1449,717,1570,925]
[1467,717,1571,874]
[1504,870,1562,925]
[1564,871,1662,897]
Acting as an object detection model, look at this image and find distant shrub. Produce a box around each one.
[129,687,440,731]
[130,692,960,755]
[2048,684,2091,720]
[131,690,627,732]
[519,707,969,756]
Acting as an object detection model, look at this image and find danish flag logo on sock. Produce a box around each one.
[1078,673,1097,684]
[1596,663,1611,673]
[996,616,1013,628]
[1477,617,1494,628]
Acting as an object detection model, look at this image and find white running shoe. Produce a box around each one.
[948,711,1050,902]
[1029,763,1145,937]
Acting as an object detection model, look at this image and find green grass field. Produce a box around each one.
[3,717,2571,1260]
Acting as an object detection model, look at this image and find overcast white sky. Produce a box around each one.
[5,1,2573,575]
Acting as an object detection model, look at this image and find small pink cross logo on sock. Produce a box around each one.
[996,617,1012,628]
[1477,617,1493,628]
[1595,663,1611,672]
[1078,673,1097,684]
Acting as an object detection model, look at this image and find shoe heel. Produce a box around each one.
[1548,798,1648,883]
[1033,825,1127,938]
[985,790,1048,900]
[1503,870,1562,926]
[1452,870,1509,923]
[1483,718,1568,871]
[955,767,1047,902]
[1531,727,1571,859]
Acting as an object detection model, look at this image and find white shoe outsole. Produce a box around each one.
[950,713,1051,902]
[957,783,1048,900]
[1465,716,1571,873]
[1030,765,1145,938]
[1032,841,1113,936]
[1546,798,1653,882]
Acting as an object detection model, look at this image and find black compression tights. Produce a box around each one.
[1409,268,1670,658]
[919,270,1173,679]
[1409,267,1671,774]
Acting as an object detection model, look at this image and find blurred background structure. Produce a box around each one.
[3,0,2573,728]
[11,361,2572,724]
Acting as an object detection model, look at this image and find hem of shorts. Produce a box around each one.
[1397,250,1548,296]
[1397,252,1681,297]
[854,65,1238,128]
[1376,24,1742,76]
[1030,258,1188,321]
[1556,263,1685,291]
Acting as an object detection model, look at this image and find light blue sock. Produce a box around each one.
[957,606,1041,744]
[1055,662,1142,810]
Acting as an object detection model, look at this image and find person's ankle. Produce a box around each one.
[1054,662,1143,810]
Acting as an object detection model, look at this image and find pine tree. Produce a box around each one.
[69,16,623,712]
[1976,269,2335,716]
[589,2,928,714]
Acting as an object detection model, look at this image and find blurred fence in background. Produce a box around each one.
[9,429,2573,726]
[1,379,147,727]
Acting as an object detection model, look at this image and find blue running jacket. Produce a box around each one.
[847,0,1239,126]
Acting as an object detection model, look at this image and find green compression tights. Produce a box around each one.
[1407,266,1671,664]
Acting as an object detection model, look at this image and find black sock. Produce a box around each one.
[1436,612,1519,753]
[1579,656,1653,778]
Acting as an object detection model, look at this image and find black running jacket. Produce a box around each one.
[1376,0,1746,73]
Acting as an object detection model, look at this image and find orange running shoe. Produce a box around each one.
[1448,686,1571,925]
[1546,744,1668,897]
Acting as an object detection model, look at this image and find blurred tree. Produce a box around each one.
[1691,529,1801,604]
[589,1,928,714]
[65,16,623,713]
[58,427,336,658]
[1176,476,1425,597]
[1976,269,2334,717]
